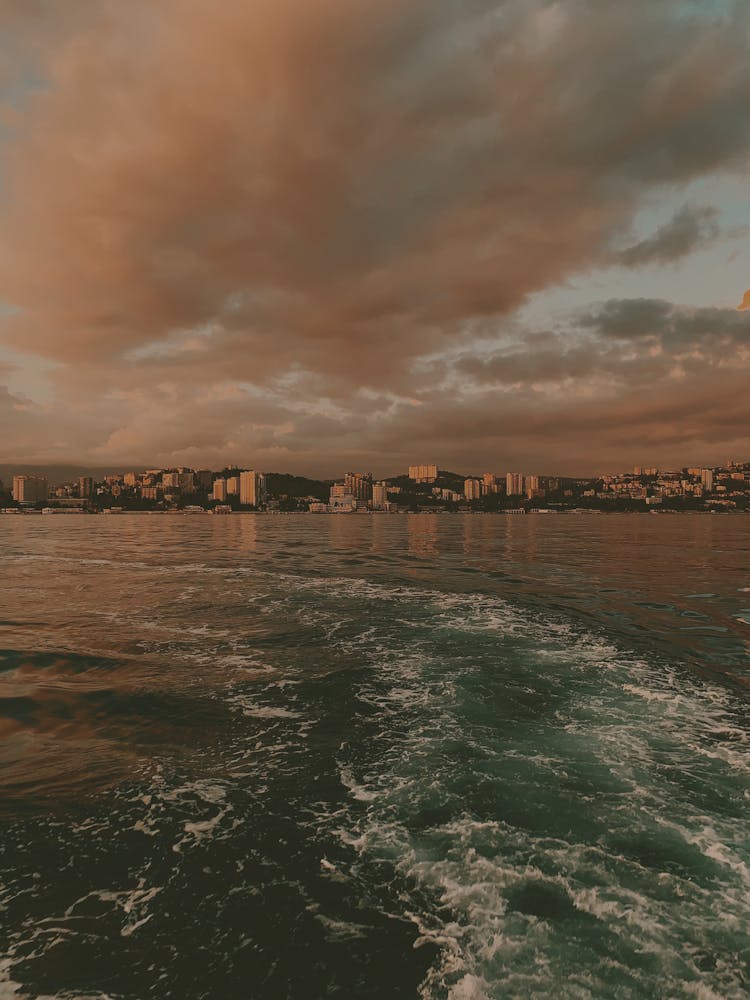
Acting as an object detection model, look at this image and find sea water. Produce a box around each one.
[1,514,749,998]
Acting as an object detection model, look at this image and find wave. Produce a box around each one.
[257,571,750,998]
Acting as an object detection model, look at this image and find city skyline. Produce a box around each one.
[2,452,747,486]
[1,2,750,475]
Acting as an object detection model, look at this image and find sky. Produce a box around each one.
[0,0,749,477]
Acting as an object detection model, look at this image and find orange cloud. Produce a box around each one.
[737,290,750,311]
[1,0,750,471]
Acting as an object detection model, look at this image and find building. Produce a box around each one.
[408,464,438,483]
[525,475,541,499]
[226,476,240,495]
[78,476,93,499]
[506,472,524,496]
[195,470,213,490]
[162,470,195,492]
[329,483,356,510]
[123,472,138,487]
[371,483,389,509]
[330,494,356,511]
[239,470,266,507]
[344,472,373,501]
[12,476,48,503]
[141,486,162,501]
[212,479,228,502]
[701,469,714,492]
[464,478,482,501]
[482,473,499,493]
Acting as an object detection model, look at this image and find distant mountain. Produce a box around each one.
[264,473,331,500]
[0,464,133,487]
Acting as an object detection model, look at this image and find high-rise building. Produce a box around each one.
[178,471,196,493]
[240,470,266,507]
[344,472,373,500]
[226,476,240,495]
[371,483,388,509]
[525,475,541,499]
[212,479,227,502]
[162,470,195,492]
[506,472,524,496]
[464,478,482,500]
[482,473,498,493]
[701,469,714,492]
[12,475,48,503]
[195,470,213,490]
[78,476,93,499]
[408,464,438,483]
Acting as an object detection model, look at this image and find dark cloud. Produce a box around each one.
[579,299,750,350]
[616,204,721,267]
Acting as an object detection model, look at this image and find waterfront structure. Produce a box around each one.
[239,470,266,507]
[408,464,438,483]
[78,476,93,499]
[12,475,48,503]
[329,483,356,510]
[212,479,227,502]
[330,494,356,511]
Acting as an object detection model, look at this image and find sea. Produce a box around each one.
[1,513,749,999]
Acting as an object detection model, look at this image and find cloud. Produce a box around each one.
[738,290,750,311]
[616,204,721,267]
[579,298,750,349]
[0,0,749,471]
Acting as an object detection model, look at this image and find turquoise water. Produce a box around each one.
[1,514,749,998]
